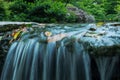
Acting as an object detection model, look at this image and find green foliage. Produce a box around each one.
[114,1,120,21]
[54,0,75,6]
[9,1,28,14]
[104,0,118,14]
[107,14,116,21]
[1,0,77,23]
[0,0,6,20]
[8,0,28,21]
[1,0,120,22]
[73,0,120,21]
[28,1,68,23]
[88,4,106,21]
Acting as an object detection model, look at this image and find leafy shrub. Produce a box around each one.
[9,1,28,14]
[8,0,28,21]
[10,13,28,21]
[106,14,118,21]
[28,1,68,23]
[114,5,120,21]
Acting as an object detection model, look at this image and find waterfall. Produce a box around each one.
[1,36,91,80]
[1,24,120,80]
[95,56,119,80]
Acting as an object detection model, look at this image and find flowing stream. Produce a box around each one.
[1,23,120,80]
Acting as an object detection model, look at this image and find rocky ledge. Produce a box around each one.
[0,22,39,76]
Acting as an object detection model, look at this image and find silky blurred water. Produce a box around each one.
[1,23,120,80]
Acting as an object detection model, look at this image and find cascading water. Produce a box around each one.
[1,23,120,80]
[0,37,91,80]
[95,56,119,80]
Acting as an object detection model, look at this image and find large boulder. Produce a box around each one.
[67,5,95,23]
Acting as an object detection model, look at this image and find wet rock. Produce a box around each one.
[47,33,67,42]
[0,38,9,76]
[86,24,97,30]
[0,22,39,75]
[105,22,120,27]
[89,27,96,31]
[98,31,106,36]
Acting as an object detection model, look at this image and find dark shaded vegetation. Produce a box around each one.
[0,0,6,20]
